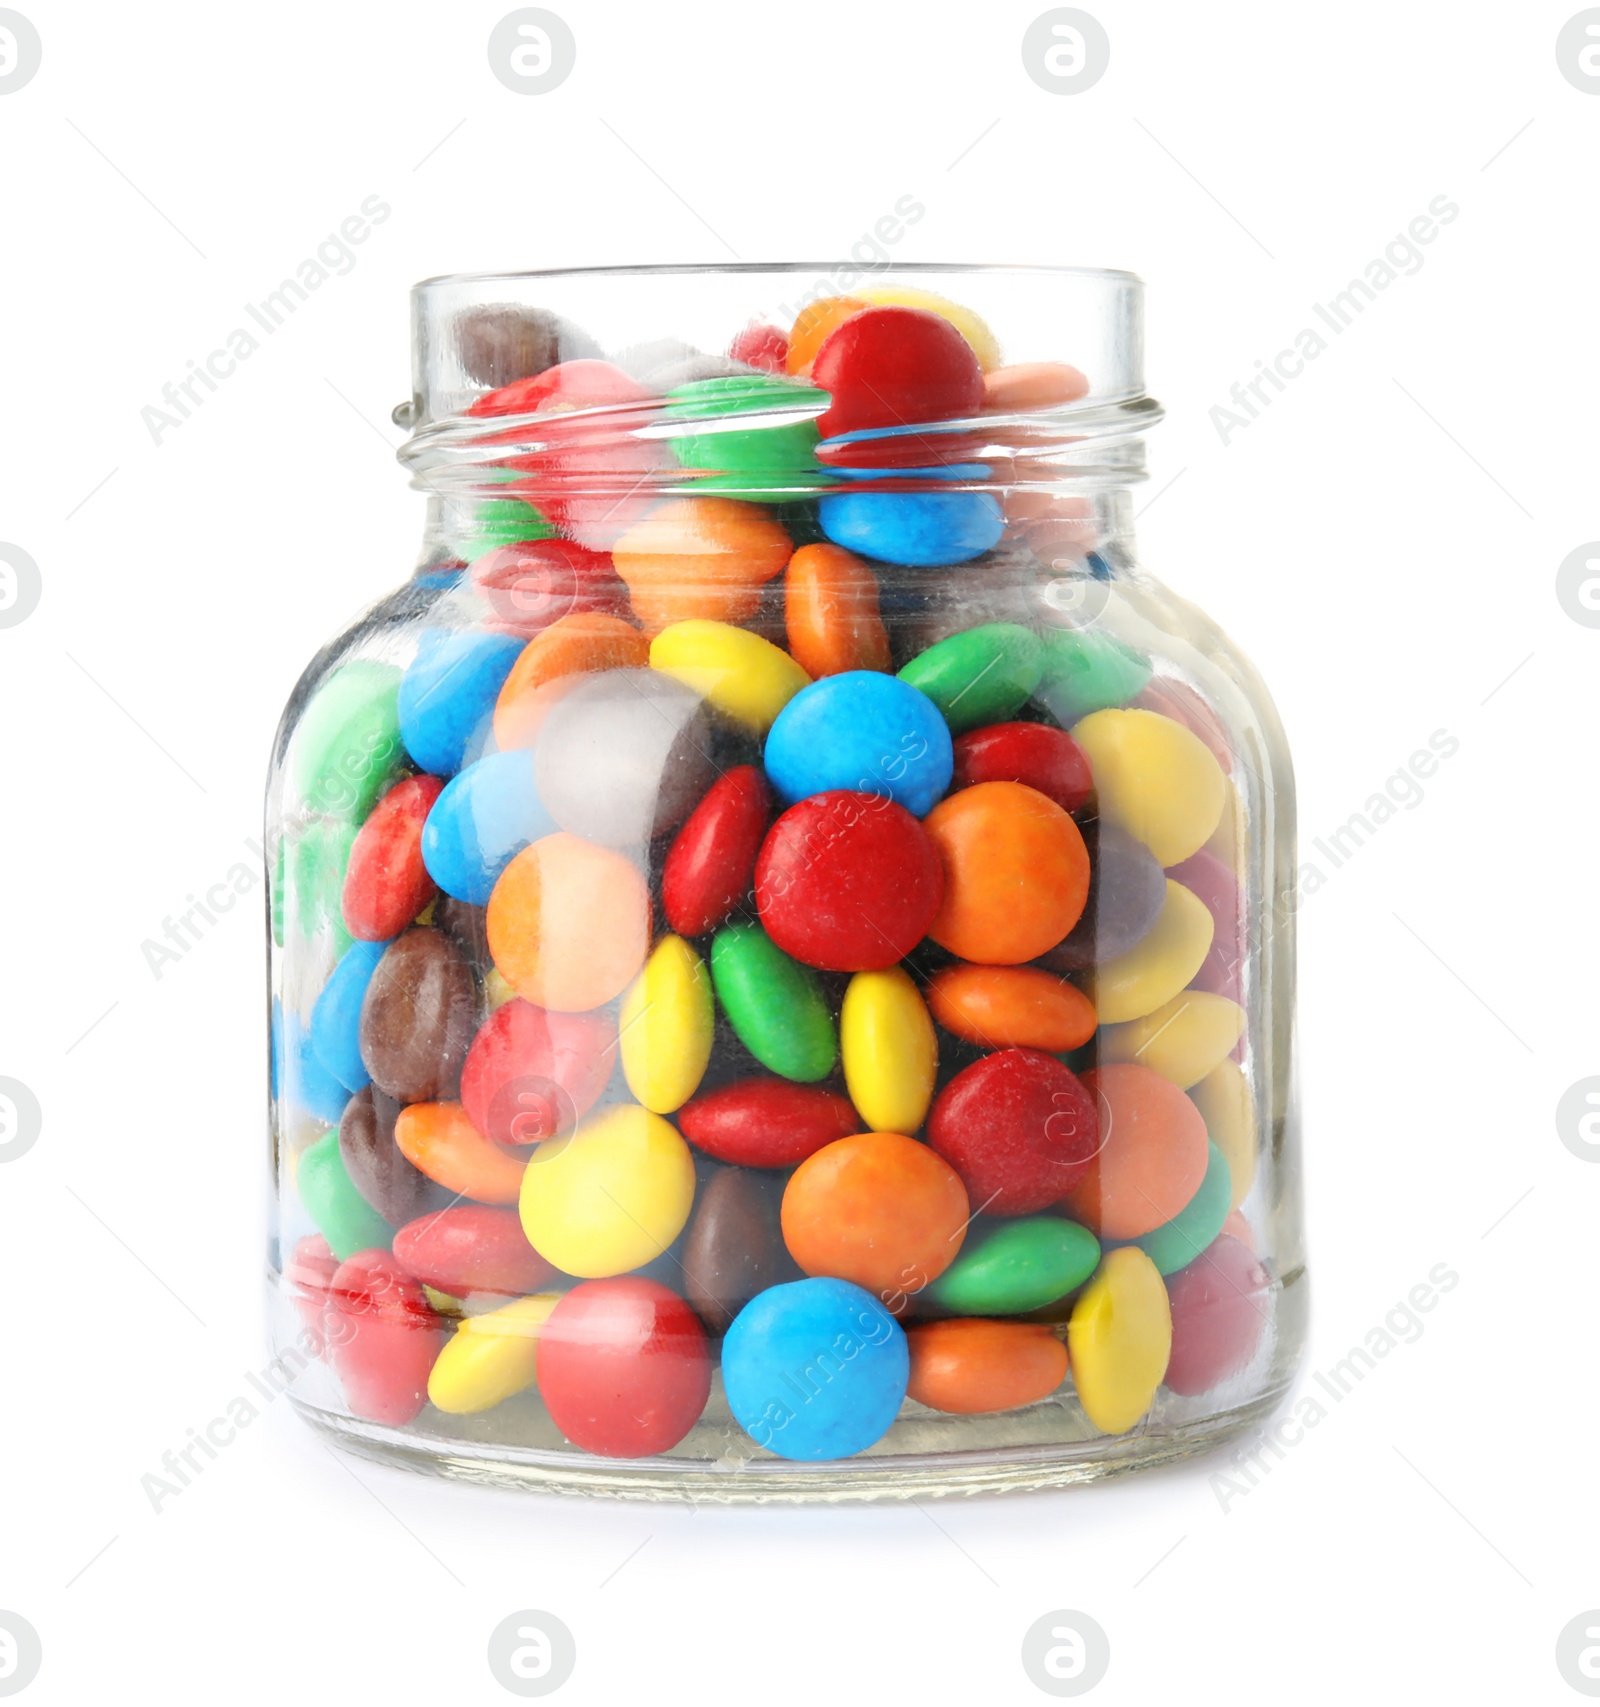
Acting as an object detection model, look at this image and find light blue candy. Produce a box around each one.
[421,749,558,905]
[1125,1142,1234,1276]
[763,671,953,816]
[817,489,1005,568]
[280,1013,352,1126]
[723,1278,909,1462]
[398,629,524,776]
[309,939,391,1093]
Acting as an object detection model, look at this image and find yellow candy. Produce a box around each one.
[620,934,713,1114]
[519,1104,696,1278]
[649,620,811,733]
[1068,1247,1172,1433]
[1088,880,1213,1024]
[1101,991,1246,1089]
[484,967,517,1012]
[427,1293,560,1414]
[1190,1058,1257,1210]
[1072,708,1226,867]
[854,285,1003,372]
[840,967,938,1133]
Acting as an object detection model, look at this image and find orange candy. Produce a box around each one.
[926,964,1097,1052]
[781,1131,970,1305]
[981,362,1091,410]
[612,497,793,634]
[785,296,869,375]
[1060,1063,1210,1240]
[394,1102,526,1204]
[906,1319,1069,1414]
[487,832,651,1012]
[493,612,649,750]
[783,542,892,677]
[922,781,1091,964]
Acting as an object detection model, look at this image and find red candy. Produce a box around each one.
[754,790,944,972]
[392,1205,557,1298]
[662,765,771,938]
[341,775,443,941]
[677,1077,860,1168]
[469,539,627,640]
[1164,1234,1271,1396]
[950,722,1092,814]
[728,321,788,372]
[467,357,654,419]
[459,999,614,1147]
[286,1234,338,1355]
[325,1250,444,1426]
[927,1048,1100,1215]
[811,306,985,441]
[536,1278,712,1458]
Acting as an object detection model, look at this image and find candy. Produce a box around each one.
[897,624,1044,734]
[392,1205,556,1298]
[447,493,556,561]
[781,1131,969,1301]
[326,1250,443,1427]
[847,286,999,369]
[1168,846,1247,1002]
[1036,821,1166,974]
[785,296,869,375]
[1163,1234,1270,1396]
[817,489,1006,569]
[783,543,892,678]
[298,1129,393,1260]
[1032,630,1152,725]
[661,765,771,938]
[1085,879,1213,1024]
[1101,992,1246,1089]
[906,1320,1068,1414]
[754,791,944,972]
[487,834,651,1012]
[286,1234,338,1352]
[709,921,837,1081]
[470,539,627,641]
[949,720,1092,812]
[536,1278,712,1457]
[649,620,811,733]
[728,321,788,372]
[398,630,523,774]
[839,968,938,1134]
[1189,1059,1257,1211]
[763,671,953,817]
[470,356,650,419]
[677,1078,858,1168]
[311,939,390,1092]
[459,998,614,1146]
[1071,708,1226,867]
[927,1049,1099,1216]
[493,613,651,752]
[1127,1142,1232,1275]
[663,374,824,502]
[682,1165,793,1334]
[923,781,1090,963]
[395,1101,527,1204]
[981,362,1089,408]
[339,1085,442,1225]
[283,1016,354,1126]
[342,776,443,942]
[358,928,476,1103]
[427,1292,560,1414]
[1061,1064,1210,1239]
[611,497,792,634]
[1135,677,1234,774]
[518,1104,696,1278]
[620,934,714,1114]
[456,304,599,388]
[1067,1247,1171,1433]
[533,668,715,847]
[291,659,404,821]
[811,306,985,439]
[929,1216,1101,1315]
[926,964,1096,1053]
[722,1278,908,1460]
[288,819,357,953]
[421,750,559,906]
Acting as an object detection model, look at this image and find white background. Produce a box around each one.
[2,1,1597,1701]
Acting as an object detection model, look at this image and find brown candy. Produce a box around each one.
[358,927,477,1104]
[455,305,599,389]
[682,1166,795,1334]
[338,1085,445,1225]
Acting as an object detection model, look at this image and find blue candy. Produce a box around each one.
[278,1011,352,1126]
[309,939,391,1093]
[722,1278,909,1461]
[817,489,1005,568]
[421,749,558,905]
[397,629,523,776]
[764,671,953,816]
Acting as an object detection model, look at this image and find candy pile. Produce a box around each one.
[272,286,1272,1466]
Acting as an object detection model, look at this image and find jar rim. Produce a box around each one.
[413,261,1146,291]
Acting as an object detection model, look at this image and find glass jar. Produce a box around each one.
[265,265,1304,1500]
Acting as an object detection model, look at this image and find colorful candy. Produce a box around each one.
[676,1078,858,1168]
[783,542,892,678]
[649,619,811,733]
[1100,991,1246,1089]
[929,1217,1101,1316]
[458,998,614,1145]
[342,775,443,941]
[682,1166,793,1333]
[1189,1059,1257,1210]
[1127,1142,1232,1275]
[619,934,714,1114]
[1071,707,1226,867]
[906,1320,1068,1414]
[897,623,1044,734]
[427,1293,559,1414]
[1061,1064,1210,1240]
[392,1205,556,1298]
[925,964,1096,1053]
[398,630,523,774]
[709,921,837,1081]
[818,488,1006,569]
[326,1251,444,1427]
[1163,1234,1270,1396]
[421,750,559,906]
[1067,1247,1172,1433]
[1085,879,1213,1025]
[949,720,1092,812]
[661,764,771,938]
[395,1101,527,1204]
[339,1085,440,1225]
[298,1129,392,1260]
[839,968,938,1134]
[611,497,792,634]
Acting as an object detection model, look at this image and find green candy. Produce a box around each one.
[1032,627,1152,723]
[1126,1142,1232,1276]
[664,375,827,503]
[444,478,557,561]
[710,921,837,1082]
[930,1217,1102,1315]
[290,660,405,822]
[289,820,357,955]
[270,836,287,950]
[897,623,1044,734]
[298,1130,392,1261]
